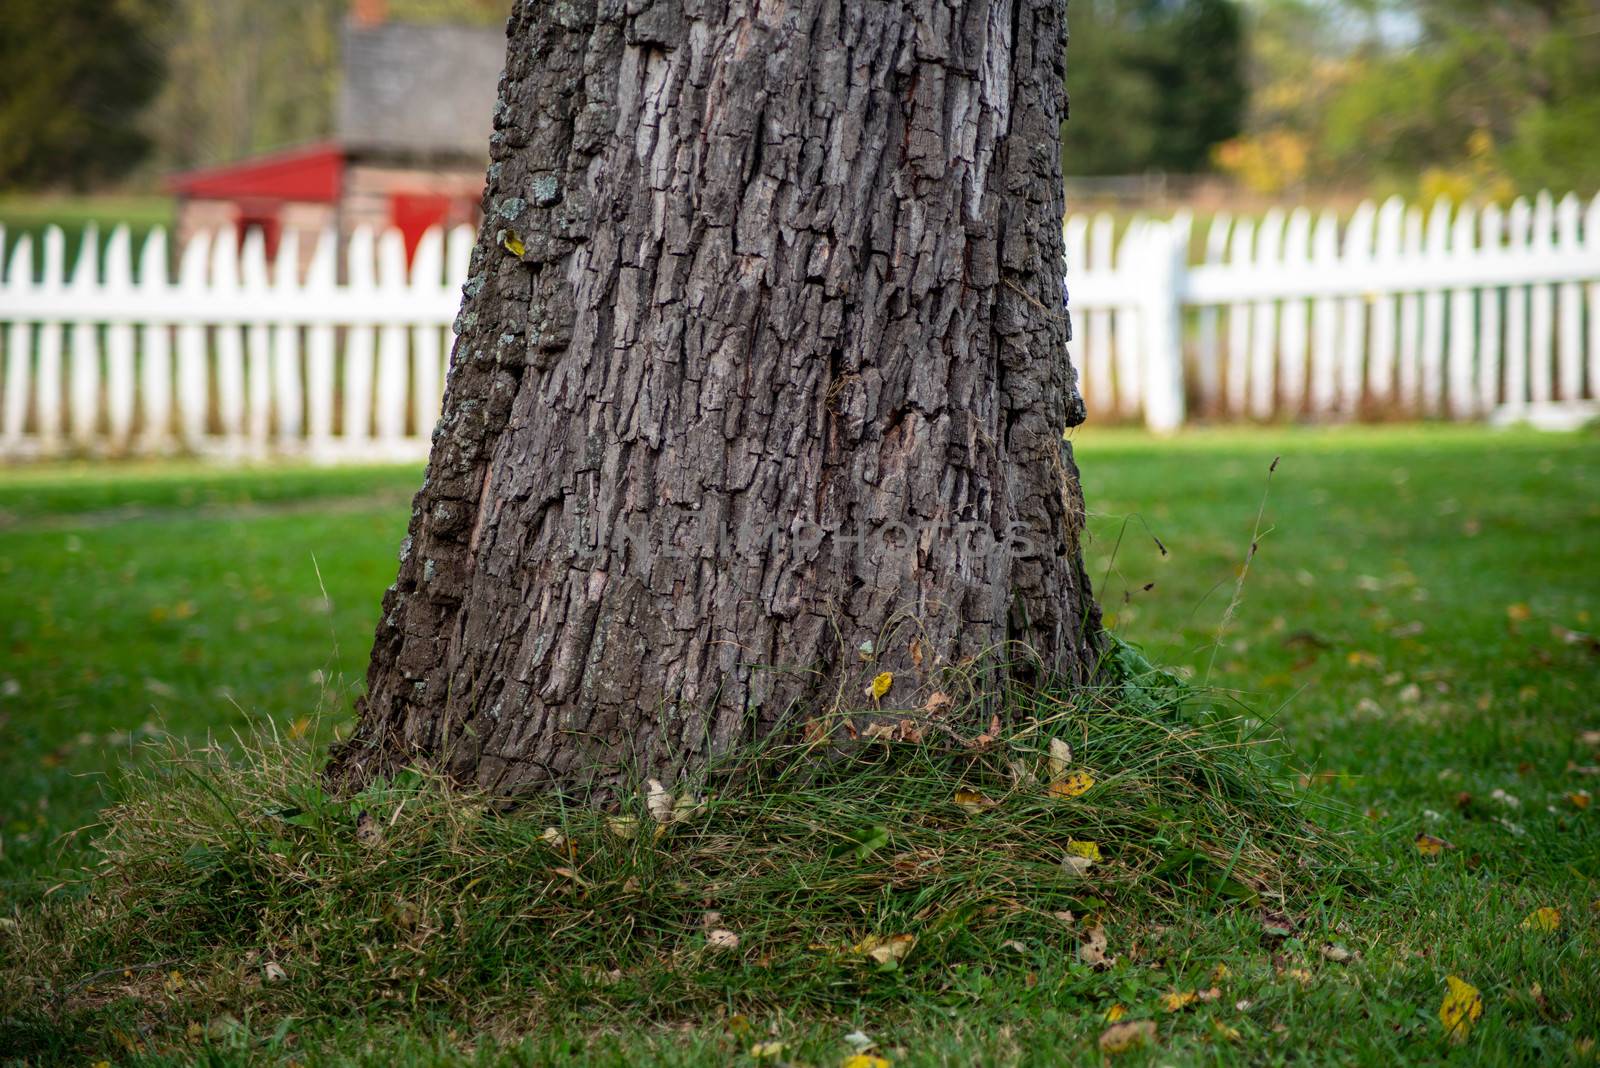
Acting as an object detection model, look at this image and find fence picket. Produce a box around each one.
[67,226,102,447]
[212,228,246,443]
[410,227,446,439]
[137,229,172,449]
[1310,209,1340,415]
[1224,216,1254,416]
[3,235,33,447]
[1367,198,1401,405]
[1397,206,1423,410]
[1476,205,1503,413]
[343,227,377,449]
[1249,208,1284,419]
[1113,219,1143,417]
[1278,208,1311,415]
[1502,198,1532,412]
[1529,191,1555,404]
[272,232,305,446]
[1064,214,1088,400]
[1588,194,1600,402]
[1446,204,1476,417]
[1419,199,1450,415]
[305,230,338,456]
[1555,193,1582,400]
[175,231,210,445]
[1086,214,1114,416]
[105,225,136,448]
[1195,213,1230,415]
[241,229,273,452]
[375,230,410,448]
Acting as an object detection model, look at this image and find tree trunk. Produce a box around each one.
[330,0,1100,798]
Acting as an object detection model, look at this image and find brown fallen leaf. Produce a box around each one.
[355,810,382,848]
[1078,925,1116,969]
[1098,1020,1156,1053]
[1319,943,1357,963]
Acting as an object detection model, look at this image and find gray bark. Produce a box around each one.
[330,0,1100,799]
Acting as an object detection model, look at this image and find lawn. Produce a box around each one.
[1,426,1596,1065]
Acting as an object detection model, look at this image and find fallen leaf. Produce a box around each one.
[1053,910,1076,925]
[1439,975,1483,1043]
[841,1056,891,1068]
[1048,737,1074,777]
[954,789,995,814]
[1065,839,1102,862]
[1320,943,1356,963]
[1062,854,1095,876]
[1105,1004,1126,1022]
[862,722,898,742]
[501,231,525,256]
[1211,1020,1242,1042]
[707,928,741,951]
[354,810,382,848]
[1098,1020,1156,1053]
[923,691,952,714]
[606,816,639,840]
[1048,770,1095,798]
[854,933,915,965]
[1285,967,1314,985]
[1078,925,1116,969]
[1520,907,1561,933]
[1161,991,1199,1013]
[262,961,286,983]
[1567,790,1591,810]
[1506,603,1531,623]
[867,671,893,700]
[1414,832,1453,857]
[1211,962,1232,982]
[646,779,674,823]
[749,1042,786,1059]
[1001,939,1029,953]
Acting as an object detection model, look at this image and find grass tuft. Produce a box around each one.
[1,649,1360,1061]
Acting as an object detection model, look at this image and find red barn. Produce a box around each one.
[169,0,500,268]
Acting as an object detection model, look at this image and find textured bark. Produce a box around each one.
[330,0,1100,798]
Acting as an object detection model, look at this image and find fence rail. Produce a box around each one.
[2,190,1599,461]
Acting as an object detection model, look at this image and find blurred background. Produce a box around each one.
[2,0,1596,215]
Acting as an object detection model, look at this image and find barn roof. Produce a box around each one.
[337,20,505,161]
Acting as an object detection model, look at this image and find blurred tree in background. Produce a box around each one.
[1220,0,1600,198]
[1063,0,1248,175]
[0,0,169,190]
[147,0,506,173]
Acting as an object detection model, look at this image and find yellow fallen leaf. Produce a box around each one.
[1520,907,1561,932]
[854,933,915,965]
[954,789,995,814]
[502,231,525,256]
[842,1056,891,1068]
[1161,991,1199,1012]
[1211,962,1232,982]
[1414,832,1452,857]
[288,715,312,740]
[1066,840,1101,862]
[1211,1020,1241,1042]
[1285,967,1314,985]
[1568,791,1591,810]
[1105,1003,1126,1022]
[606,815,639,840]
[750,1042,786,1058]
[1049,770,1095,798]
[868,671,893,700]
[1439,975,1483,1043]
[1098,1020,1156,1053]
[1506,603,1531,622]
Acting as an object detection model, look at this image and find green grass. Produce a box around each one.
[0,194,174,278]
[1,426,1597,1065]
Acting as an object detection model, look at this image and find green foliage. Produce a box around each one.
[0,0,169,191]
[1240,0,1600,196]
[1064,0,1248,175]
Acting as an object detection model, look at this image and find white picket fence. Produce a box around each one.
[1,189,1598,461]
[0,223,472,462]
[1073,190,1600,430]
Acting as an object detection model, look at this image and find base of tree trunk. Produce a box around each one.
[329,0,1101,801]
